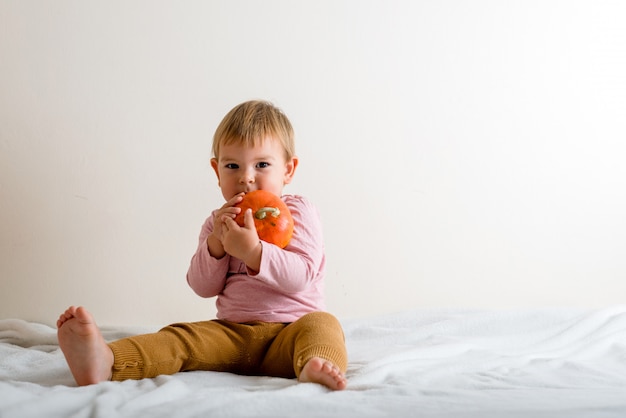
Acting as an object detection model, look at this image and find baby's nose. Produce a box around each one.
[239,171,255,184]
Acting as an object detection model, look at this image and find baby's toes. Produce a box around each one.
[321,362,333,373]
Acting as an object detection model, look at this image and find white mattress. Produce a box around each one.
[2,306,626,417]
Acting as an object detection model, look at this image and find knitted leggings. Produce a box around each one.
[108,311,347,380]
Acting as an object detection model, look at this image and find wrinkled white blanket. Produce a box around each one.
[2,307,626,418]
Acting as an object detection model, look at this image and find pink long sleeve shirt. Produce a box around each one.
[186,194,326,323]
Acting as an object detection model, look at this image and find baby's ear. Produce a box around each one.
[210,158,220,183]
[283,157,299,184]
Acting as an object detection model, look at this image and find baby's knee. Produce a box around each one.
[299,311,340,326]
[297,312,344,338]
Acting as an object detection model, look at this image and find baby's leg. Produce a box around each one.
[299,357,347,390]
[109,320,258,380]
[261,311,348,391]
[57,306,114,386]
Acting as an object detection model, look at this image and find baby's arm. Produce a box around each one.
[251,196,325,293]
[186,194,244,298]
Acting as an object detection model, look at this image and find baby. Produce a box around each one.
[57,100,348,390]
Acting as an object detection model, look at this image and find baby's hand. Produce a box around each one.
[211,193,244,241]
[220,208,262,271]
[206,193,244,258]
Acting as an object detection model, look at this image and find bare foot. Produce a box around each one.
[57,306,114,386]
[299,357,347,390]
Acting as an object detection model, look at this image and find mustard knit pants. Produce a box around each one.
[108,311,347,381]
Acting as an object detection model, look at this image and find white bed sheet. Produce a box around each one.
[2,306,626,418]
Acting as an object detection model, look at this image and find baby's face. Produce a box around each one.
[211,137,297,200]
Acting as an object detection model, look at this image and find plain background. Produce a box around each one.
[1,1,625,326]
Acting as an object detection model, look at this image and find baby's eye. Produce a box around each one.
[225,163,239,169]
[256,162,270,169]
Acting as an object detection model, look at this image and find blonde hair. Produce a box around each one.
[212,100,295,160]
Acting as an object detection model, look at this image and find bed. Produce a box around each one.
[2,306,626,418]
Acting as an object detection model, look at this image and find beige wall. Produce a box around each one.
[1,1,625,326]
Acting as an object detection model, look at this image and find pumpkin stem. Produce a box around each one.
[255,207,280,220]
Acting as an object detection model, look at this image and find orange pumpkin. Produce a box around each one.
[234,190,294,248]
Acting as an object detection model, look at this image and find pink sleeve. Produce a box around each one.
[186,214,229,298]
[249,195,325,294]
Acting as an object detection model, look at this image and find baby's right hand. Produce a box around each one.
[211,193,245,242]
[206,193,244,258]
